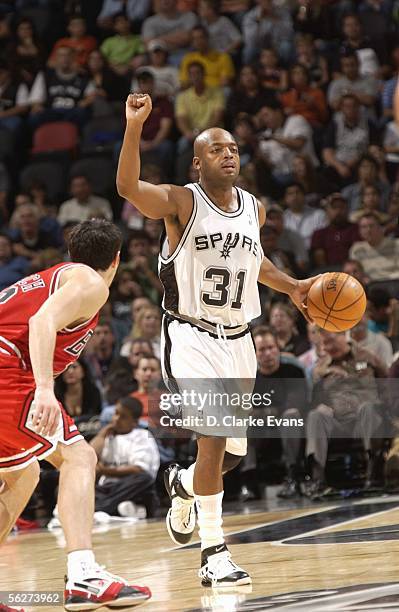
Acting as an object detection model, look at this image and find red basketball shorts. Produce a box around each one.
[0,354,83,472]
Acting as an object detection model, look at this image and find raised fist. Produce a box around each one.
[126,93,152,125]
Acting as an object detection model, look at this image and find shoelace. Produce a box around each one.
[199,551,240,587]
[81,563,128,586]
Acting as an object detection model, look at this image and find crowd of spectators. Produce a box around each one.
[2,0,399,520]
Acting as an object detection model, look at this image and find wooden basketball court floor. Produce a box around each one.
[3,493,399,611]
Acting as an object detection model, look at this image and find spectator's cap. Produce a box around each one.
[136,68,155,81]
[148,40,168,53]
[266,203,284,216]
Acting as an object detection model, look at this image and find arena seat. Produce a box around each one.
[32,121,79,156]
[20,161,67,202]
[69,156,116,198]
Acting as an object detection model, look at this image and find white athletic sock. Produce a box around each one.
[67,549,96,580]
[180,463,195,497]
[195,491,224,551]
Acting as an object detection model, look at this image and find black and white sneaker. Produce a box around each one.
[199,543,251,588]
[164,463,195,546]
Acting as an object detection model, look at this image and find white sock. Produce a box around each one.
[195,491,224,551]
[180,463,195,497]
[67,550,95,580]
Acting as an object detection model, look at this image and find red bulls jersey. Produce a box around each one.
[0,263,99,376]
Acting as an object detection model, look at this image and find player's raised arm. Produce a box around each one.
[28,267,108,436]
[116,93,190,219]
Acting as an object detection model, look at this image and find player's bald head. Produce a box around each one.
[193,128,236,157]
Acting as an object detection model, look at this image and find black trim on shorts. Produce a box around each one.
[162,315,180,394]
[165,312,250,341]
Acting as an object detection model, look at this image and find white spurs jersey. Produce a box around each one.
[159,182,263,327]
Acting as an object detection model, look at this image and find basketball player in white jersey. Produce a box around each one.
[117,94,318,588]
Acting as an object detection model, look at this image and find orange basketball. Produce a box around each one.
[307,272,367,332]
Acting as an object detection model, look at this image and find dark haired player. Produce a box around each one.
[0,220,151,611]
[117,94,319,588]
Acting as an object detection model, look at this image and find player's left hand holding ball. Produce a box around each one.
[31,387,61,437]
[288,276,322,323]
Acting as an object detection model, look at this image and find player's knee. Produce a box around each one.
[63,441,97,470]
[222,452,242,473]
[28,460,40,487]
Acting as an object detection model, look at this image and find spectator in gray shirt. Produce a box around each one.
[242,0,294,64]
[265,204,309,272]
[199,0,242,55]
[328,52,378,114]
[141,0,197,67]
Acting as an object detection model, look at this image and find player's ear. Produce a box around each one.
[112,251,121,268]
[193,156,200,170]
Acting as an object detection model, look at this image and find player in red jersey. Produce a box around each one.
[0,219,151,611]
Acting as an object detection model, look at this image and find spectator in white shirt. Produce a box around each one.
[283,183,327,249]
[91,396,160,518]
[58,175,113,225]
[257,99,318,186]
[351,314,393,367]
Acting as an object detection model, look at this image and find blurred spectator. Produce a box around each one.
[179,25,235,88]
[143,218,164,256]
[131,295,153,326]
[257,47,288,93]
[269,301,310,356]
[311,193,359,268]
[130,355,162,426]
[135,69,174,174]
[292,153,334,206]
[295,34,329,90]
[123,305,162,358]
[280,64,328,129]
[367,287,399,337]
[265,203,309,272]
[84,319,117,387]
[226,65,275,130]
[358,0,393,66]
[260,225,297,277]
[0,162,9,223]
[0,60,27,134]
[15,61,45,114]
[109,336,153,382]
[293,0,334,41]
[58,175,113,225]
[349,212,399,282]
[29,46,92,127]
[253,326,307,499]
[8,17,45,69]
[338,13,382,78]
[242,0,294,64]
[257,100,318,186]
[175,61,225,184]
[54,359,102,423]
[343,258,369,286]
[30,246,63,272]
[283,183,327,250]
[9,203,62,262]
[100,13,145,76]
[86,49,129,114]
[141,0,198,67]
[306,329,388,497]
[126,229,163,302]
[298,322,326,376]
[233,114,257,169]
[350,314,394,367]
[327,52,378,114]
[381,44,399,122]
[384,117,399,183]
[0,232,29,289]
[92,396,160,518]
[111,267,143,338]
[48,15,97,69]
[198,0,242,55]
[342,155,391,213]
[322,95,379,187]
[132,40,179,97]
[97,0,152,31]
[349,184,390,224]
[0,14,11,57]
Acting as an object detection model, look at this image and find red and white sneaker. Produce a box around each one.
[0,604,25,612]
[64,564,151,610]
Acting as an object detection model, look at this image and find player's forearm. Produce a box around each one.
[258,256,298,295]
[116,120,142,200]
[28,314,57,389]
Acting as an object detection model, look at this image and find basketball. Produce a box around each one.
[307,272,367,332]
